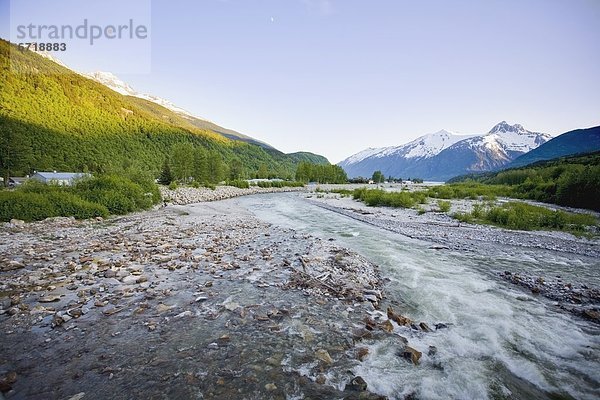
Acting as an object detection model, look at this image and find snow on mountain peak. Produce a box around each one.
[483,121,551,152]
[403,129,476,159]
[86,71,137,96]
[84,71,209,121]
[489,121,528,135]
[341,129,477,166]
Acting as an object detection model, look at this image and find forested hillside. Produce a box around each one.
[0,39,327,181]
[450,152,600,211]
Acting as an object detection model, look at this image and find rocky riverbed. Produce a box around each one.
[0,201,440,400]
[307,192,600,323]
[159,185,306,205]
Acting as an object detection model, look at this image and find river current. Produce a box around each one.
[235,193,600,400]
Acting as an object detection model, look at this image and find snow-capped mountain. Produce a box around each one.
[84,71,203,119]
[342,129,477,167]
[83,71,274,149]
[33,49,207,121]
[479,121,551,153]
[338,122,551,181]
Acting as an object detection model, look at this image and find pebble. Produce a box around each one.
[315,349,334,364]
[174,311,193,319]
[264,383,277,391]
[39,295,61,303]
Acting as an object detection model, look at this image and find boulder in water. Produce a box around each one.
[399,346,422,365]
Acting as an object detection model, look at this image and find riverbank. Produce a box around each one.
[159,185,307,204]
[0,200,439,399]
[306,191,600,322]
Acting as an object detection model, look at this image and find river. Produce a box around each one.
[235,193,600,400]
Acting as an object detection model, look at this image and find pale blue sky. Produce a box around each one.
[2,0,599,162]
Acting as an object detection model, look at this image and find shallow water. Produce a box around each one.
[236,193,600,400]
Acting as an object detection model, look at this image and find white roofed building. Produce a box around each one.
[31,171,90,186]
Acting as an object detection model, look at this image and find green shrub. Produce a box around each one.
[227,179,250,189]
[452,201,597,233]
[472,203,485,219]
[352,188,418,208]
[74,175,151,215]
[284,181,305,188]
[453,212,473,223]
[437,200,451,213]
[0,191,57,222]
[46,191,108,219]
[168,181,178,190]
[126,170,161,205]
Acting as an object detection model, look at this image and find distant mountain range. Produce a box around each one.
[339,122,553,181]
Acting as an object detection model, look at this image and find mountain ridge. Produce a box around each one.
[0,39,328,180]
[508,125,600,168]
[339,122,551,181]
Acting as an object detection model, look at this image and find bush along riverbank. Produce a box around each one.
[0,174,160,222]
[324,186,599,236]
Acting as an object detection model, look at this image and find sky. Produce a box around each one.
[2,0,600,163]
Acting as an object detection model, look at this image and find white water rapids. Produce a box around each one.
[236,193,600,400]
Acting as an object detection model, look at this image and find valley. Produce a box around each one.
[1,2,599,398]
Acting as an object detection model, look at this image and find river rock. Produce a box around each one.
[104,270,118,278]
[265,383,277,391]
[419,322,432,332]
[156,303,174,313]
[357,347,369,361]
[380,319,394,333]
[364,316,377,331]
[400,346,422,365]
[345,376,368,391]
[582,309,600,321]
[2,260,25,271]
[175,310,193,319]
[39,295,62,303]
[0,371,17,392]
[387,306,411,326]
[0,298,11,310]
[9,219,25,227]
[315,349,334,364]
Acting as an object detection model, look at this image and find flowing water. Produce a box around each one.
[235,193,600,400]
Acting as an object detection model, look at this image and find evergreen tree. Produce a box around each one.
[193,148,209,183]
[257,163,269,179]
[372,170,385,183]
[229,158,244,180]
[158,158,173,185]
[207,150,225,184]
[171,143,194,182]
[0,122,33,186]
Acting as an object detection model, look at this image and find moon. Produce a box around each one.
[270,16,275,23]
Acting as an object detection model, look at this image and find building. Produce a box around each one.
[31,171,90,186]
[8,177,28,187]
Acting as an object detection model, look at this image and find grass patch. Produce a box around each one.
[452,201,597,234]
[424,183,513,200]
[352,188,427,208]
[437,200,451,213]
